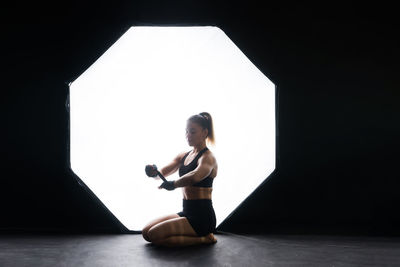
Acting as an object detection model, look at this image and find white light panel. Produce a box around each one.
[70,26,275,231]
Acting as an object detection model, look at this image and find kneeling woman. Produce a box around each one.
[142,112,218,247]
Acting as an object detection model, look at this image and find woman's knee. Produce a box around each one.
[146,226,160,242]
[142,214,180,242]
[142,231,151,242]
[142,226,151,242]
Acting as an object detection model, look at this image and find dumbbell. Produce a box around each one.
[145,164,167,182]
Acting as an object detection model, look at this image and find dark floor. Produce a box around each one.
[1,232,400,266]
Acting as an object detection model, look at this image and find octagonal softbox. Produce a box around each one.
[69,26,276,231]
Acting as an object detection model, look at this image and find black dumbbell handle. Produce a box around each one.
[156,171,167,183]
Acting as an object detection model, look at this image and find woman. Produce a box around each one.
[142,112,218,247]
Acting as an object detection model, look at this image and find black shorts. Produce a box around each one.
[177,199,216,237]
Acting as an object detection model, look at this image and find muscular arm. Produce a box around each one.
[159,152,185,178]
[174,154,214,188]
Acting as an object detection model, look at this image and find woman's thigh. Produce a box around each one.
[142,214,180,240]
[147,217,197,241]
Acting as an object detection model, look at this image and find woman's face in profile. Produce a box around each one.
[186,121,207,146]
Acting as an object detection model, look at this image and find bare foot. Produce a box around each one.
[205,233,217,244]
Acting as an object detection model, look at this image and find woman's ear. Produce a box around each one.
[203,128,209,139]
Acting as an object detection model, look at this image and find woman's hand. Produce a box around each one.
[145,164,158,177]
[159,180,176,191]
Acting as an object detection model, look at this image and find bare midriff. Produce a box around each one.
[182,186,213,200]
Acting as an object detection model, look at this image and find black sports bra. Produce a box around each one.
[178,147,214,187]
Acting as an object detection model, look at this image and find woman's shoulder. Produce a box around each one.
[176,150,190,162]
[202,148,217,165]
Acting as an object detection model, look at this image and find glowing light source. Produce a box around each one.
[69,26,275,231]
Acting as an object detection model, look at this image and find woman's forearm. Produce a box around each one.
[160,165,177,177]
[174,171,196,188]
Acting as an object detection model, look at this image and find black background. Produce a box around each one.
[2,1,399,235]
